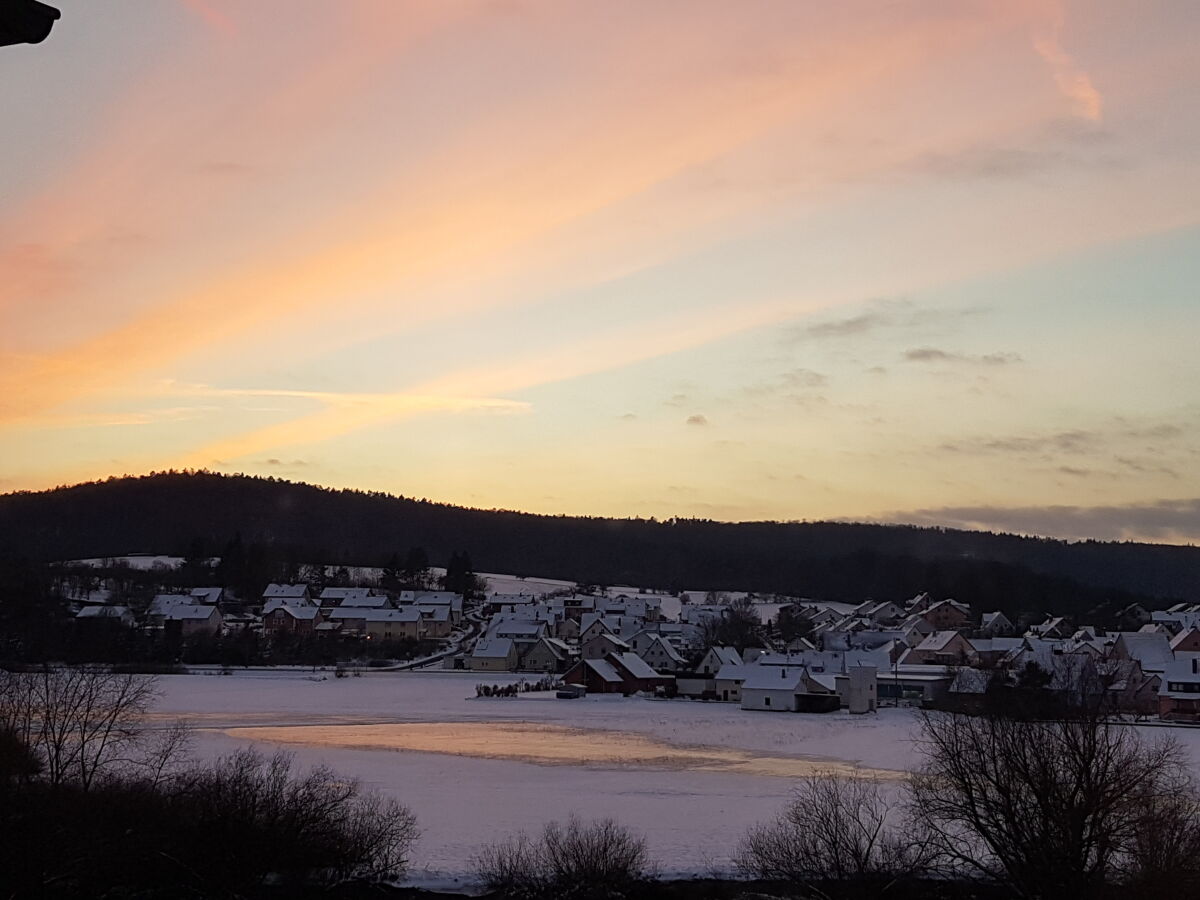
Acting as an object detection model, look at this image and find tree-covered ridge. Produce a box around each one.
[0,472,1196,617]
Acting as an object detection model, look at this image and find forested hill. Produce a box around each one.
[0,472,1196,612]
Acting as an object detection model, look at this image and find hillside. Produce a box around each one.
[0,472,1196,615]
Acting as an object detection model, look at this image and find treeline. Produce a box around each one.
[0,472,1196,618]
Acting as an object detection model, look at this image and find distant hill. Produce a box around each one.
[0,472,1196,617]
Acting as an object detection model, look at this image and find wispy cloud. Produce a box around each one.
[1033,4,1103,122]
[887,498,1200,543]
[904,347,1022,365]
[788,299,985,343]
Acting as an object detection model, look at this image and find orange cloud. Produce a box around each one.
[1033,4,1102,121]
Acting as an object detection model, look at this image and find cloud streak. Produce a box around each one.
[889,498,1200,543]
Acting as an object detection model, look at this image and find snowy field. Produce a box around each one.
[153,671,1200,887]
[156,671,916,885]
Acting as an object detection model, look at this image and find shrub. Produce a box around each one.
[475,816,652,898]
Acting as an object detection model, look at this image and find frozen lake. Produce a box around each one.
[152,670,1200,886]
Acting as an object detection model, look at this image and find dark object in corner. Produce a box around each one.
[0,0,60,47]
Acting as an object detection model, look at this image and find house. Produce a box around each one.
[147,594,198,626]
[75,605,136,628]
[163,604,223,637]
[904,631,976,666]
[876,664,954,704]
[1028,616,1070,640]
[485,593,538,615]
[320,587,377,604]
[1112,632,1174,674]
[1096,659,1160,715]
[334,593,392,609]
[416,605,453,638]
[636,634,687,672]
[189,587,225,605]
[850,600,904,625]
[979,611,1015,637]
[262,583,311,604]
[325,606,425,640]
[837,664,878,714]
[969,637,1025,667]
[520,637,575,673]
[582,632,631,660]
[1170,628,1200,654]
[739,665,840,713]
[1161,659,1200,720]
[262,599,320,635]
[713,663,755,702]
[697,646,741,676]
[923,600,972,631]
[562,652,674,695]
[905,592,936,614]
[489,619,548,645]
[469,638,520,671]
[410,591,465,624]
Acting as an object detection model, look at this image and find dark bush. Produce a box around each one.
[475,816,653,898]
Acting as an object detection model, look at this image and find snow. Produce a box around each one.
[154,670,922,883]
[143,671,1200,885]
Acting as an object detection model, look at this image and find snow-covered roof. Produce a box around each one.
[645,634,686,663]
[164,605,219,621]
[583,658,623,683]
[714,663,756,682]
[262,596,316,614]
[915,630,965,652]
[1160,659,1200,697]
[328,607,420,623]
[190,587,223,604]
[268,605,321,621]
[76,605,132,619]
[1170,628,1200,650]
[321,587,375,601]
[706,646,742,668]
[492,620,546,637]
[472,638,515,659]
[1116,632,1173,670]
[338,595,390,608]
[611,652,663,681]
[263,583,309,598]
[149,594,197,616]
[743,665,807,692]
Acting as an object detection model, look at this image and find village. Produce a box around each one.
[67,567,1200,723]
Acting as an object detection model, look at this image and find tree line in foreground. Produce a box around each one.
[3,667,1200,898]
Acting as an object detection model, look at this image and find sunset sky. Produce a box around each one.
[2,1,1198,542]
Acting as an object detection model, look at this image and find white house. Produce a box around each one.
[469,638,519,671]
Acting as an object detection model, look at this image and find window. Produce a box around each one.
[764,696,771,707]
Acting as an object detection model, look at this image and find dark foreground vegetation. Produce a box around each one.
[0,667,416,899]
[1,472,1195,619]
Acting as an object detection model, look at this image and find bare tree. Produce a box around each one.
[909,708,1192,898]
[736,773,929,900]
[0,667,160,789]
[474,816,652,898]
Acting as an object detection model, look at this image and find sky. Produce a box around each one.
[1,0,1199,543]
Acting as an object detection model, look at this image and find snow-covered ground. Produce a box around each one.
[156,670,920,883]
[154,670,1200,886]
